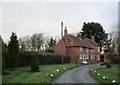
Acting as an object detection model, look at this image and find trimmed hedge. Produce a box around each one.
[18,51,70,67]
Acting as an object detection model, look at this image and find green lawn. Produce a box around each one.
[3,63,77,84]
[90,67,120,84]
[0,75,2,84]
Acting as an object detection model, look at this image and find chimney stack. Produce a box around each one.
[64,27,68,36]
[77,33,81,40]
[91,36,95,41]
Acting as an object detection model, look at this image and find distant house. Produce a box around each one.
[55,28,100,64]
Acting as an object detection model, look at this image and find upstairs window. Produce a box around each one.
[80,47,82,52]
[91,49,92,52]
[98,47,100,52]
[87,48,89,52]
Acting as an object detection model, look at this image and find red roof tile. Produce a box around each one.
[68,35,94,49]
[85,38,99,47]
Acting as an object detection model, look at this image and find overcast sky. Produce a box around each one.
[0,1,118,43]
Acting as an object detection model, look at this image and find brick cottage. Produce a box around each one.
[55,27,100,64]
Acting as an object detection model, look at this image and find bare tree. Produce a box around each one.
[18,33,59,52]
[109,22,120,54]
[18,35,32,51]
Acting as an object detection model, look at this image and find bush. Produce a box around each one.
[99,60,111,68]
[105,60,111,68]
[31,54,39,72]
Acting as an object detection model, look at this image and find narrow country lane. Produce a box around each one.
[52,63,101,85]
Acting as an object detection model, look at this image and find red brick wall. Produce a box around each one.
[78,47,95,64]
[55,39,66,55]
[55,34,100,64]
[70,47,79,63]
[55,34,77,55]
[94,46,100,62]
[55,34,79,63]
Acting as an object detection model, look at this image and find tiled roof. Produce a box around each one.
[85,38,99,47]
[68,35,94,49]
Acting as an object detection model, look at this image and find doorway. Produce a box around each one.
[100,55,104,62]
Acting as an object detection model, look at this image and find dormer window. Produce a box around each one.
[71,42,73,44]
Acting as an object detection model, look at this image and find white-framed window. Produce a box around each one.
[98,47,100,52]
[71,42,73,44]
[93,55,95,59]
[91,49,92,52]
[87,48,89,52]
[80,47,82,52]
[82,54,84,59]
[91,55,93,59]
[79,54,82,59]
[98,55,100,60]
[87,55,89,59]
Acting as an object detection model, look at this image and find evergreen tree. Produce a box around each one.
[31,53,39,72]
[8,32,19,69]
[81,22,108,47]
[47,37,56,53]
[48,37,56,47]
[48,37,54,47]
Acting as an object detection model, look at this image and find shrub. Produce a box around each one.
[99,60,111,68]
[105,60,111,68]
[31,53,40,72]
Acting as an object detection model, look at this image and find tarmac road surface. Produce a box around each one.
[52,63,101,85]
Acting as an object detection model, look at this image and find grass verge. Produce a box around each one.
[89,67,120,85]
[3,63,77,84]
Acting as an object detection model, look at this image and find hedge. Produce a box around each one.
[18,51,70,67]
[107,54,120,64]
